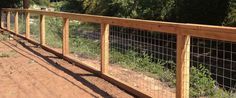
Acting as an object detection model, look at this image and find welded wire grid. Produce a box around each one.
[30,14,40,42]
[18,12,26,35]
[109,25,176,98]
[190,37,236,97]
[45,16,63,52]
[1,12,7,28]
[10,12,15,31]
[69,20,101,70]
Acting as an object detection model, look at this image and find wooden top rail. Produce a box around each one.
[2,8,236,42]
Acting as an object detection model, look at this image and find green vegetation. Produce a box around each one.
[18,14,26,35]
[0,52,10,58]
[60,0,236,26]
[190,64,215,97]
[0,32,10,41]
[45,17,63,48]
[0,50,16,58]
[30,16,40,42]
[110,50,176,87]
[1,0,236,26]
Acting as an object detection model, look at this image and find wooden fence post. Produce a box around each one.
[14,12,19,34]
[25,12,30,38]
[63,18,69,55]
[7,11,10,30]
[40,15,45,45]
[101,23,110,74]
[176,33,190,98]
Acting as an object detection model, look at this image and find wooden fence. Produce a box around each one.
[1,8,236,98]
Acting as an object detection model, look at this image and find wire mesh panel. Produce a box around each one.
[1,12,7,28]
[45,16,63,53]
[190,37,236,97]
[109,25,176,98]
[18,12,26,35]
[30,14,40,42]
[10,12,15,31]
[69,20,101,70]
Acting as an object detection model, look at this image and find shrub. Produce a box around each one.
[190,64,215,97]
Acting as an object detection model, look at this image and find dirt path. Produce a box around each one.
[0,40,133,98]
[71,55,176,98]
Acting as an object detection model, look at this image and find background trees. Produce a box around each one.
[0,0,21,8]
[60,0,236,26]
[0,0,236,26]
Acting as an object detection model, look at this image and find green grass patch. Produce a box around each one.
[0,50,16,58]
[0,33,10,41]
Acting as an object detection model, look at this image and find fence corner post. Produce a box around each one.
[101,23,110,74]
[62,18,69,55]
[176,33,190,98]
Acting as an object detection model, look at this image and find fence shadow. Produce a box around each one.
[2,40,114,98]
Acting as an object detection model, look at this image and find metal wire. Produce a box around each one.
[69,20,101,70]
[45,16,63,52]
[109,25,176,98]
[30,14,40,42]
[10,12,15,31]
[1,12,7,28]
[190,37,236,97]
[18,12,26,35]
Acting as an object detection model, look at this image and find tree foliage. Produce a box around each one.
[175,0,230,25]
[0,0,21,8]
[30,0,50,6]
[61,0,235,26]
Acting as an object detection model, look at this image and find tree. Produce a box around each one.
[30,0,50,6]
[0,0,21,8]
[23,0,30,9]
[175,0,230,25]
[223,0,236,26]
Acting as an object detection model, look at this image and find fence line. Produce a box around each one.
[1,8,236,98]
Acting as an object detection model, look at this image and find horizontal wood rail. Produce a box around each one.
[1,8,236,98]
[2,8,236,42]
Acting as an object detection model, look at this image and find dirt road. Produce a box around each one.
[0,40,133,98]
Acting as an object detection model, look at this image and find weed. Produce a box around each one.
[0,52,10,58]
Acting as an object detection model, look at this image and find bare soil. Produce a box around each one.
[70,54,176,98]
[0,40,134,98]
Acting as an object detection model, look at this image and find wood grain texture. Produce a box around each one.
[62,18,69,55]
[14,12,19,34]
[25,12,30,39]
[40,15,45,45]
[176,33,190,98]
[101,23,110,74]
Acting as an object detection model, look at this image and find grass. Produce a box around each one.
[0,52,10,58]
[0,50,16,58]
[30,16,40,42]
[70,36,100,59]
[45,17,63,48]
[0,32,10,41]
